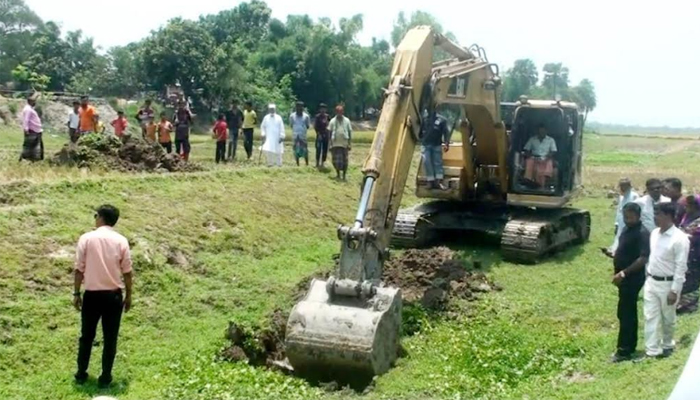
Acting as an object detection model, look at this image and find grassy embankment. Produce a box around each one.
[1,129,699,400]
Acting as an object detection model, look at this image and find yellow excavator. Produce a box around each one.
[285,26,589,378]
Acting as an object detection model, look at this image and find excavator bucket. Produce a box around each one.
[285,279,402,377]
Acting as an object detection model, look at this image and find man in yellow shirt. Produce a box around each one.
[79,96,99,134]
[242,101,257,160]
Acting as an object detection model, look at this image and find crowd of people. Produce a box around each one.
[605,177,699,363]
[19,94,355,180]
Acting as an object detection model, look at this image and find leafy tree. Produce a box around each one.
[11,63,49,91]
[502,59,538,101]
[0,0,43,85]
[199,0,272,48]
[0,0,41,34]
[570,79,596,125]
[541,62,570,99]
[139,18,219,103]
[391,10,458,61]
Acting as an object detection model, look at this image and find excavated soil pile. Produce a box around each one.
[383,247,500,310]
[221,248,499,375]
[51,134,201,172]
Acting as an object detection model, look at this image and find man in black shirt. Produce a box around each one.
[420,109,452,190]
[225,100,244,161]
[605,202,650,362]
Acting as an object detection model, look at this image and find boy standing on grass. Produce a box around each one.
[158,112,173,154]
[145,120,157,143]
[68,101,81,143]
[242,101,257,160]
[110,111,128,139]
[173,100,193,161]
[213,114,228,164]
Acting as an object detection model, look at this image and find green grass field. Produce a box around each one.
[1,128,699,400]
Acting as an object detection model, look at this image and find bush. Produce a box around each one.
[7,102,18,115]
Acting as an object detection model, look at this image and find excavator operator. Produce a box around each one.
[420,109,452,190]
[523,123,557,188]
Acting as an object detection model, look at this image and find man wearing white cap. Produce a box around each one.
[261,104,285,167]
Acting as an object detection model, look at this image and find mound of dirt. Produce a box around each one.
[221,248,499,377]
[383,247,500,310]
[51,133,201,172]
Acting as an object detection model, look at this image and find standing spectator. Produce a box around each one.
[604,202,650,362]
[73,205,133,388]
[608,178,640,254]
[329,105,352,181]
[110,111,128,139]
[260,104,285,167]
[20,95,43,162]
[213,114,228,164]
[135,99,155,140]
[290,101,311,167]
[144,120,157,143]
[664,178,685,225]
[158,112,174,154]
[644,202,689,359]
[78,96,99,134]
[68,101,81,143]
[635,179,671,233]
[314,103,330,168]
[420,109,452,190]
[173,100,193,161]
[677,195,700,314]
[225,100,243,161]
[242,101,257,160]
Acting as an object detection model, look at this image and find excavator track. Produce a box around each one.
[391,203,591,264]
[391,209,434,248]
[500,209,590,263]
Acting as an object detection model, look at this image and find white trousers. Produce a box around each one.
[644,278,677,356]
[265,151,282,167]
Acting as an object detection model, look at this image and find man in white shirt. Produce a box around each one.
[608,178,640,254]
[523,124,557,188]
[68,101,81,143]
[644,202,689,358]
[261,104,285,167]
[635,178,670,233]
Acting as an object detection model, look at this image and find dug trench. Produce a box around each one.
[220,247,501,391]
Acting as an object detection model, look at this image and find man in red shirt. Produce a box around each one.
[110,111,128,138]
[73,205,133,388]
[213,113,228,164]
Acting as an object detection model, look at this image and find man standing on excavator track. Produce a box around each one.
[420,109,451,190]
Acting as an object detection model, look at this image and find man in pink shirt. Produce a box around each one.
[20,96,44,161]
[73,204,133,388]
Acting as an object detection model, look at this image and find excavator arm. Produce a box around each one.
[285,26,494,379]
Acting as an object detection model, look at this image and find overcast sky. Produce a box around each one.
[25,0,700,127]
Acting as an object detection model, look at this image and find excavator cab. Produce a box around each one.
[507,99,584,207]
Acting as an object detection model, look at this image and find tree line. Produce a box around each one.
[1,0,596,120]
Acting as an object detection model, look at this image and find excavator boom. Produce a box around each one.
[285,27,497,378]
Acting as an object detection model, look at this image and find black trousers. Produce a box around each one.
[175,138,191,156]
[77,290,123,379]
[315,134,329,165]
[227,130,239,160]
[242,128,254,159]
[160,141,172,154]
[617,279,644,356]
[215,141,226,163]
